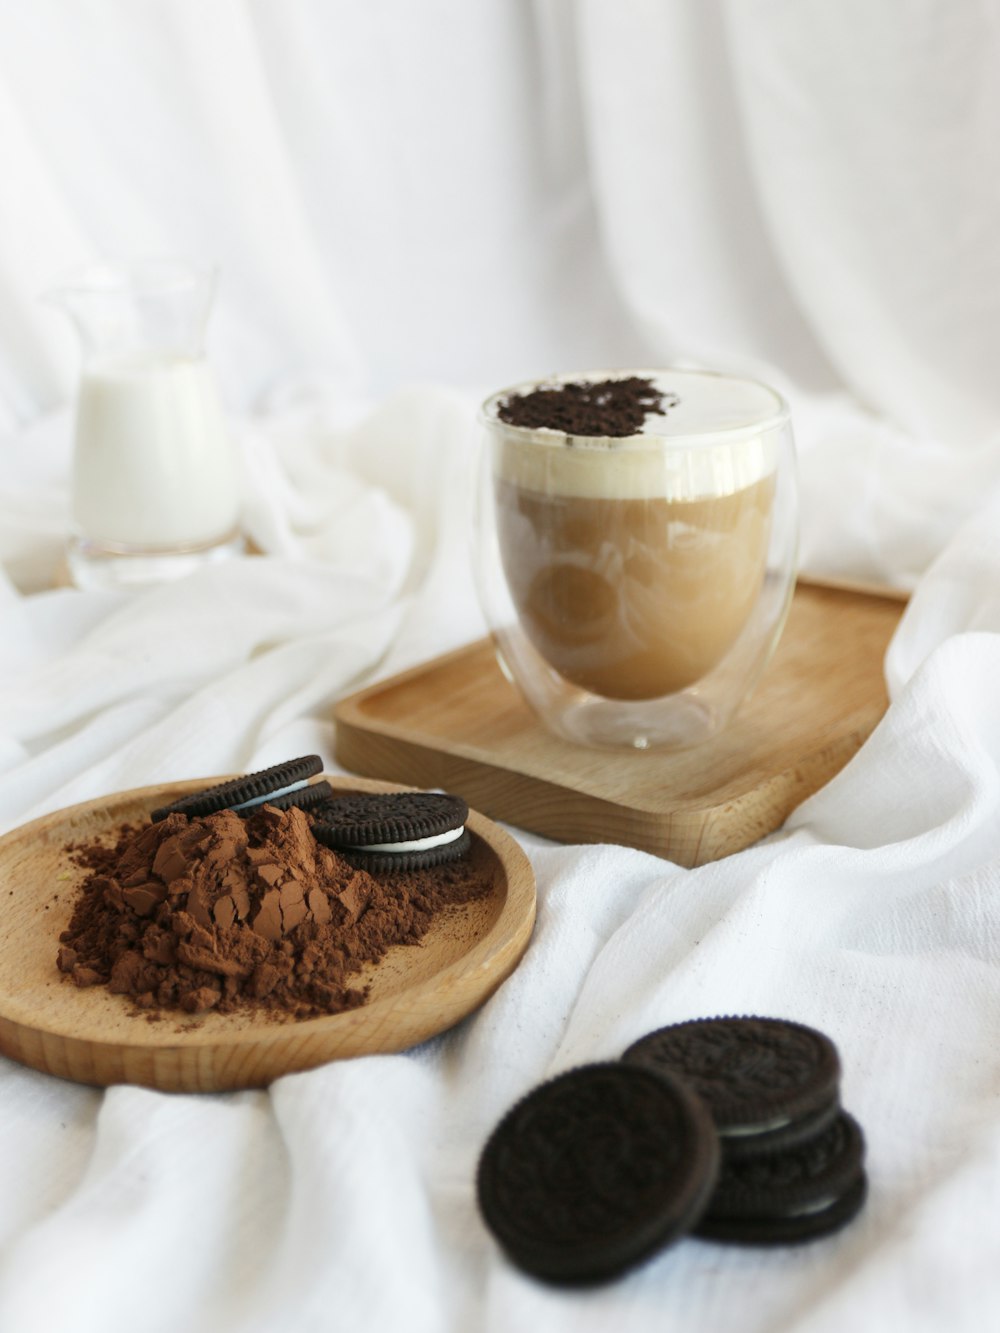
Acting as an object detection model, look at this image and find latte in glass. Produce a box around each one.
[476,370,798,748]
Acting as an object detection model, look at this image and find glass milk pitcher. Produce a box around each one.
[46,258,244,590]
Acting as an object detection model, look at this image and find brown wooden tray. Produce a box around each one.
[334,583,905,866]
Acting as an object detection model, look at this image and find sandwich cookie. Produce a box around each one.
[312,791,470,871]
[476,1062,720,1285]
[694,1111,867,1245]
[623,1016,841,1159]
[151,755,333,823]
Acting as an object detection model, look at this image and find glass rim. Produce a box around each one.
[479,367,790,448]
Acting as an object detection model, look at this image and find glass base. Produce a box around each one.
[494,640,731,751]
[542,690,722,751]
[67,530,245,592]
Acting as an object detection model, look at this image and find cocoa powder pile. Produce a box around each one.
[57,803,491,1019]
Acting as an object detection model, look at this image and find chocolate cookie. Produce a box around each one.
[476,1062,719,1285]
[700,1111,865,1227]
[151,755,326,822]
[698,1109,869,1242]
[623,1016,841,1158]
[697,1175,868,1245]
[312,791,470,872]
[253,779,335,814]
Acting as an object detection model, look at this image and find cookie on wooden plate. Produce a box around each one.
[151,756,333,822]
[312,791,470,871]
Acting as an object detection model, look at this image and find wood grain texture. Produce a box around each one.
[334,584,905,866]
[0,776,535,1093]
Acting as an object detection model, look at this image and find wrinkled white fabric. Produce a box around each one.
[1,2,1000,1330]
[0,386,999,1332]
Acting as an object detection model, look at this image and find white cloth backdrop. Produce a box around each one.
[2,2,1000,1330]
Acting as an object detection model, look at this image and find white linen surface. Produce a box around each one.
[0,389,999,1333]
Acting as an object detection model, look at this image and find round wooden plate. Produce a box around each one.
[0,776,536,1093]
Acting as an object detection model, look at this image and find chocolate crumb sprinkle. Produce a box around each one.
[497,375,678,438]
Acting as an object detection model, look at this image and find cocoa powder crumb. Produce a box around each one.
[58,804,493,1021]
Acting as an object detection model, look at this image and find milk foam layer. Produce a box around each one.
[486,370,785,501]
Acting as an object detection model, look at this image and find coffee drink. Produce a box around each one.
[495,476,774,700]
[488,371,781,702]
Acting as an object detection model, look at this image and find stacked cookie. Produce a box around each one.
[477,1016,867,1285]
[624,1017,867,1247]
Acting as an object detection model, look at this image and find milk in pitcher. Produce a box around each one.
[47,258,244,589]
[73,352,240,549]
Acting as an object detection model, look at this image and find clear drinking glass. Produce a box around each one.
[45,258,244,591]
[474,369,799,749]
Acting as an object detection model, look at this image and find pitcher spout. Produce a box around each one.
[41,258,217,360]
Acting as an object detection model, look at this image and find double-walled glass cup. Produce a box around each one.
[474,370,798,749]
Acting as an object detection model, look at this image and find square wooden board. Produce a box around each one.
[333,583,905,866]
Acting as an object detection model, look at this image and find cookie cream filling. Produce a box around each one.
[353,826,465,854]
[232,778,310,811]
[782,1194,839,1219]
[719,1114,793,1138]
